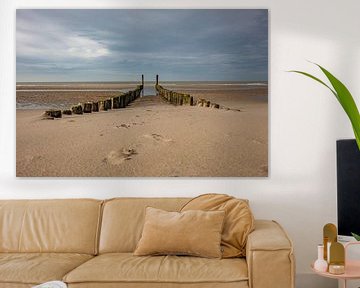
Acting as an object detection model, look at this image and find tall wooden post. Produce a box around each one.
[156,74,159,86]
[141,74,144,97]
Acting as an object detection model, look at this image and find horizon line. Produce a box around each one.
[16,80,269,83]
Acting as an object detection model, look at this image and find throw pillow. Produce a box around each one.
[134,207,225,258]
[181,193,254,258]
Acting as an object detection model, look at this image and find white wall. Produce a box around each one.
[1,0,360,287]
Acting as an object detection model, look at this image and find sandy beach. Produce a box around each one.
[16,82,268,177]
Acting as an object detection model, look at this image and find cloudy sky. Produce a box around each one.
[16,9,268,82]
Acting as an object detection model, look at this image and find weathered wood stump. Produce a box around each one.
[183,94,190,105]
[206,101,211,107]
[119,95,125,108]
[72,104,83,115]
[112,96,120,109]
[92,102,99,112]
[197,99,205,107]
[83,102,92,113]
[44,109,62,119]
[104,99,112,110]
[190,96,194,106]
[99,101,106,111]
[211,103,220,109]
[62,109,72,115]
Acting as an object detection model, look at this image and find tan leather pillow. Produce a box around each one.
[134,207,225,258]
[181,194,254,258]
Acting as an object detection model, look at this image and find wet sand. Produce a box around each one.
[16,83,268,177]
[16,82,137,109]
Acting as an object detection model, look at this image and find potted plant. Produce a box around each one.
[291,63,360,240]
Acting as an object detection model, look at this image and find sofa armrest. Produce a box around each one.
[246,220,295,288]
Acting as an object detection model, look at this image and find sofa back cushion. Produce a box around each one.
[0,199,102,254]
[99,198,189,253]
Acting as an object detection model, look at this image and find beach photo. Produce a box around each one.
[16,9,268,177]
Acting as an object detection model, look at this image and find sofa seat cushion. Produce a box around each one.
[64,253,248,285]
[0,253,93,285]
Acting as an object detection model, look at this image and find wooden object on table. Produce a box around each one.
[312,241,360,288]
[324,223,337,261]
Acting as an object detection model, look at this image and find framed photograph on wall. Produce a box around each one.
[16,9,268,177]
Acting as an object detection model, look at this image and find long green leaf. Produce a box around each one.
[351,232,360,241]
[316,64,360,150]
[290,64,360,150]
[289,70,337,99]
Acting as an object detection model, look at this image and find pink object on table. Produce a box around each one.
[311,242,360,288]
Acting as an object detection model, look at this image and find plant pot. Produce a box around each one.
[337,139,360,238]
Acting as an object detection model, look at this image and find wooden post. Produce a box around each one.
[190,96,194,106]
[124,93,129,106]
[197,99,205,107]
[104,99,112,110]
[141,74,144,97]
[99,101,106,111]
[83,102,92,113]
[112,96,120,109]
[92,102,99,112]
[63,109,72,115]
[156,74,159,86]
[119,95,125,108]
[44,109,62,118]
[72,104,83,114]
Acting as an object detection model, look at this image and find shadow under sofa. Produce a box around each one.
[0,198,295,288]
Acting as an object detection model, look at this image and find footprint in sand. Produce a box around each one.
[104,147,138,165]
[116,124,130,129]
[144,133,173,143]
[116,122,144,129]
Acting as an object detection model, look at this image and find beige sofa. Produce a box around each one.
[0,198,295,288]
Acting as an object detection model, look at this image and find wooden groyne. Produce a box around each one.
[44,84,143,119]
[155,75,220,109]
[154,75,242,112]
[155,84,194,106]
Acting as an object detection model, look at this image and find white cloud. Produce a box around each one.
[66,36,109,58]
[16,14,110,60]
